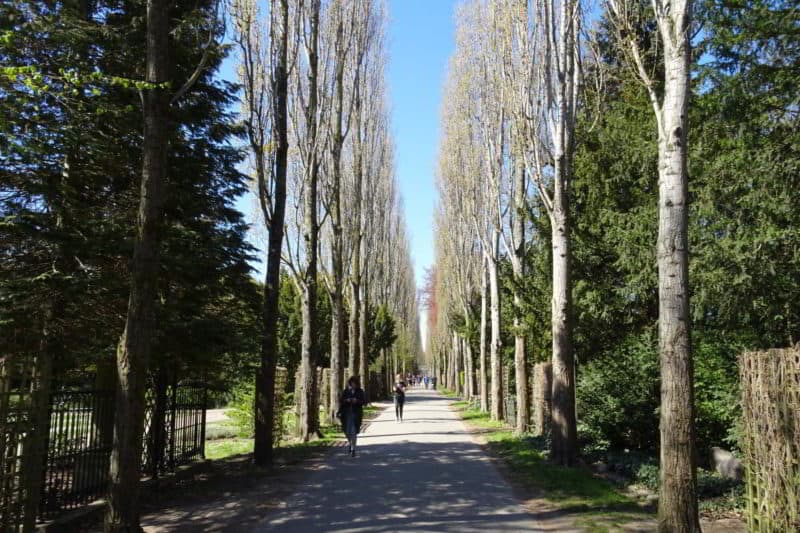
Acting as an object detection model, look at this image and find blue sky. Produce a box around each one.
[230,0,458,290]
[386,0,458,287]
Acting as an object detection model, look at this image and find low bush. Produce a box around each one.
[577,333,741,455]
[577,333,660,451]
[227,381,291,445]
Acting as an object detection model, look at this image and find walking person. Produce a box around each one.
[338,376,366,457]
[393,374,406,422]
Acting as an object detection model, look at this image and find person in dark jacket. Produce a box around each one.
[338,376,366,457]
[393,374,406,422]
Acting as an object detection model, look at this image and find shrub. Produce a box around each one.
[227,381,291,446]
[577,333,660,450]
[578,332,740,454]
[693,339,740,451]
[227,381,255,438]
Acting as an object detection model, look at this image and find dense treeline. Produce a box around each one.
[2,0,417,529]
[428,0,799,529]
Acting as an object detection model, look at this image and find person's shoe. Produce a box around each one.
[350,449,356,458]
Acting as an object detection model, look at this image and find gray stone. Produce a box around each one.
[711,447,743,481]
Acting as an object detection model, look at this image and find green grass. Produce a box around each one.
[205,438,254,460]
[204,403,379,462]
[449,402,653,531]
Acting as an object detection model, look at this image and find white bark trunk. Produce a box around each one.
[656,9,699,529]
[479,258,489,412]
[488,233,503,421]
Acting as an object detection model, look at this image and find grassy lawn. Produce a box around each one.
[204,403,382,463]
[206,438,254,460]
[448,400,653,532]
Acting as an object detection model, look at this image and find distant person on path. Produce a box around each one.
[338,376,365,457]
[424,376,429,389]
[393,374,407,422]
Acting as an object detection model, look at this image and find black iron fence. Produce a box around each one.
[142,382,206,477]
[23,380,207,523]
[1,360,33,532]
[39,388,115,520]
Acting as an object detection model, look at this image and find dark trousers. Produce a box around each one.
[394,396,404,420]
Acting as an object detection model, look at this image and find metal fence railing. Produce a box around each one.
[34,381,206,523]
[40,388,114,519]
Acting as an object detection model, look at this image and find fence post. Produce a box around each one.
[21,353,53,531]
[168,377,177,471]
[200,383,207,460]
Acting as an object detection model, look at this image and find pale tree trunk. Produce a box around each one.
[512,164,529,434]
[463,334,474,399]
[488,234,503,421]
[106,0,169,528]
[359,260,368,400]
[444,344,451,389]
[550,169,577,465]
[452,331,462,396]
[479,258,489,412]
[547,0,578,466]
[656,4,698,529]
[348,79,364,381]
[328,7,346,423]
[254,0,289,466]
[298,0,321,442]
[348,279,360,377]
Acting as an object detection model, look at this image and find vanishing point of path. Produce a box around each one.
[259,388,543,532]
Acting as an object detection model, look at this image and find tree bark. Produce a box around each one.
[348,83,363,380]
[548,0,578,466]
[550,176,577,465]
[453,331,462,396]
[254,0,289,466]
[328,6,346,423]
[21,322,54,530]
[106,0,170,528]
[298,0,321,442]
[359,259,369,400]
[656,4,699,529]
[479,257,489,412]
[488,234,503,421]
[463,334,474,399]
[512,163,529,434]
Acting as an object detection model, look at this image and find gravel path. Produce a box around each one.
[257,388,544,532]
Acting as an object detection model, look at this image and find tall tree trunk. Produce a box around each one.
[479,258,489,412]
[549,173,577,465]
[348,86,363,380]
[328,7,346,423]
[488,235,503,421]
[548,0,578,466]
[348,279,360,377]
[656,5,698,529]
[21,314,55,530]
[106,1,169,528]
[254,0,289,466]
[463,333,474,399]
[512,164,529,434]
[359,260,368,400]
[453,331,461,396]
[298,0,320,442]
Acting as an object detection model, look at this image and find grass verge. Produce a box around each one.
[448,400,654,532]
[206,403,383,462]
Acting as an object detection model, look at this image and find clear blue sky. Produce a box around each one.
[387,0,457,287]
[230,0,458,288]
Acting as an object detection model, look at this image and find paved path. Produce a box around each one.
[258,388,543,532]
